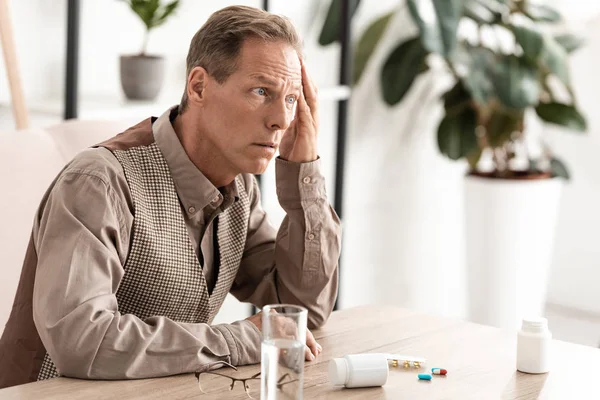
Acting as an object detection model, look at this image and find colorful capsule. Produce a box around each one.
[432,368,447,375]
[418,374,432,381]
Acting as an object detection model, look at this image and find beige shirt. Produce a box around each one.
[0,108,341,387]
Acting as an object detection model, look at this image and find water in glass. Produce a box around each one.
[261,338,304,399]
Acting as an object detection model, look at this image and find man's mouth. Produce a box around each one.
[254,142,277,149]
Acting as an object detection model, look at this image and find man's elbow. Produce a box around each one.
[47,341,124,380]
[51,354,93,379]
[306,282,338,329]
[308,316,325,330]
[38,332,96,379]
[33,315,104,379]
[307,307,332,329]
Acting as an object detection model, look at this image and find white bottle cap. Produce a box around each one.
[329,358,349,386]
[521,317,549,333]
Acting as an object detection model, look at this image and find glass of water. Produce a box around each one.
[261,304,307,400]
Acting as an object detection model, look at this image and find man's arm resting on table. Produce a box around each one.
[32,171,261,380]
[230,158,342,329]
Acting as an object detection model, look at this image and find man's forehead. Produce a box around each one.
[249,73,301,89]
[238,38,301,78]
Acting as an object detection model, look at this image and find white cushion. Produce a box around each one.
[0,129,66,334]
[0,119,132,335]
[46,119,134,161]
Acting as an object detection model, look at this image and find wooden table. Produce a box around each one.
[1,305,599,399]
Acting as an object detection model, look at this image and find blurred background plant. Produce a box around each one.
[320,0,587,179]
[118,0,180,101]
[121,0,180,56]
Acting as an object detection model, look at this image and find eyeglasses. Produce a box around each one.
[194,360,299,399]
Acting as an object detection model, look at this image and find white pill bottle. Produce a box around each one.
[517,317,552,374]
[328,353,389,388]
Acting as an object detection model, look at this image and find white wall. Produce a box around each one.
[544,9,600,314]
[0,0,66,103]
[1,0,600,322]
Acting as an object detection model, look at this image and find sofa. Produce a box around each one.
[0,118,247,336]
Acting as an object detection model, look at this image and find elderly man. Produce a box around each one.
[0,5,341,388]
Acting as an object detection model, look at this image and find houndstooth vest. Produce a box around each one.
[37,125,250,380]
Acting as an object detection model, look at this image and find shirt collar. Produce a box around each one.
[152,106,239,217]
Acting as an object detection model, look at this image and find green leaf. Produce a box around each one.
[554,34,585,54]
[550,157,570,180]
[407,0,466,58]
[318,0,361,46]
[152,0,179,28]
[437,107,478,160]
[129,0,159,29]
[353,11,394,84]
[466,147,483,169]
[535,102,587,132]
[512,23,570,86]
[464,1,495,24]
[442,80,470,111]
[541,36,570,86]
[463,46,495,105]
[486,110,521,147]
[148,0,160,16]
[464,0,504,24]
[524,3,561,23]
[381,37,428,105]
[493,55,540,109]
[481,0,507,12]
[511,24,544,58]
[529,158,539,173]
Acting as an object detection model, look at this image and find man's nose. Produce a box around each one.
[267,100,293,131]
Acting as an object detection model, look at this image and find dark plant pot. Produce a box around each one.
[119,55,165,101]
[468,170,552,180]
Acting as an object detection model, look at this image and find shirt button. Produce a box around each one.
[212,195,220,204]
[303,176,311,184]
[188,206,196,213]
[308,233,315,240]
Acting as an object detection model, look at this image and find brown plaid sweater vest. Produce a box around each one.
[37,125,250,380]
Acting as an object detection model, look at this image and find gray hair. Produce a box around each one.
[179,5,303,114]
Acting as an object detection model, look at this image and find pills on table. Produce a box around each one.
[432,368,447,375]
[418,374,432,381]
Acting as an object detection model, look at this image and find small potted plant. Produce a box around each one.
[320,0,587,329]
[119,0,180,101]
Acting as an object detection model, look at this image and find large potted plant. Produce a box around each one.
[119,0,180,101]
[321,0,587,329]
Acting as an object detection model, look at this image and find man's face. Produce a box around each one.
[200,38,302,175]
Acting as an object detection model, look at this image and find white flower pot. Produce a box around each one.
[465,175,563,329]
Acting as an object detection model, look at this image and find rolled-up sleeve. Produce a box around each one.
[32,169,261,380]
[230,158,342,328]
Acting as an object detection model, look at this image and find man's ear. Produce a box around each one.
[186,66,209,105]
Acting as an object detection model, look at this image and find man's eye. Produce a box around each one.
[253,88,267,96]
[286,96,296,105]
